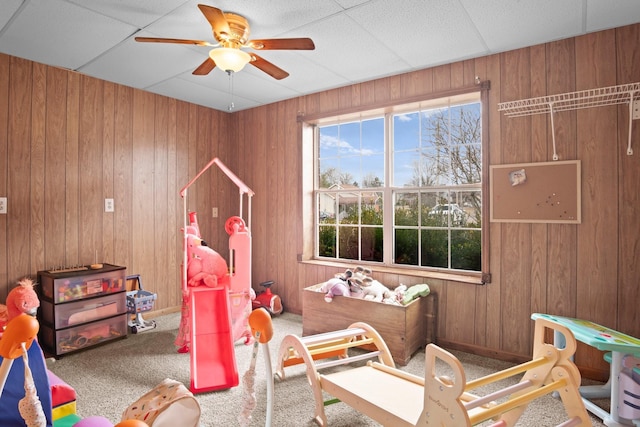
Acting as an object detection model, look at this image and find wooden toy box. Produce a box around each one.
[302,284,435,365]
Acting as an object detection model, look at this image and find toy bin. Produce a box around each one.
[40,314,128,356]
[125,275,157,334]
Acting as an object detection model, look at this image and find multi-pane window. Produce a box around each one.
[315,92,483,272]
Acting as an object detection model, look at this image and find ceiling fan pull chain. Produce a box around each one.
[228,70,235,111]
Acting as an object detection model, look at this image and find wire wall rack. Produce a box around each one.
[498,82,640,158]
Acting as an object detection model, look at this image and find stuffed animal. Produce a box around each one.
[401,283,430,305]
[185,233,228,287]
[385,284,407,305]
[317,277,351,303]
[359,277,393,302]
[0,277,40,335]
[346,267,392,303]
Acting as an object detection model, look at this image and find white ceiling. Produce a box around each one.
[1,0,639,112]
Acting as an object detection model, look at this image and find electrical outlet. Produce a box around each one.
[105,198,114,213]
[0,197,6,214]
[212,207,218,218]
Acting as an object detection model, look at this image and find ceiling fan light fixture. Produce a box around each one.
[209,48,251,72]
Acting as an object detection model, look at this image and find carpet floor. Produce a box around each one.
[46,311,609,426]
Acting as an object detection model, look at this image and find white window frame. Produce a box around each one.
[303,84,491,284]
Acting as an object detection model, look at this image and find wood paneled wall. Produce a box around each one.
[235,24,640,379]
[1,24,638,378]
[0,56,238,312]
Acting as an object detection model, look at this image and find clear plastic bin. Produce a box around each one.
[39,264,125,302]
[40,314,128,355]
[40,292,127,328]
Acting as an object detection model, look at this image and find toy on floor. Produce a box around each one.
[0,277,41,337]
[0,314,46,427]
[252,281,283,315]
[239,308,275,427]
[72,417,149,427]
[1,314,150,427]
[276,318,590,427]
[532,313,640,426]
[121,378,200,427]
[125,275,157,334]
[178,157,255,394]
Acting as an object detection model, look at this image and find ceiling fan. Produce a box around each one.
[135,4,315,80]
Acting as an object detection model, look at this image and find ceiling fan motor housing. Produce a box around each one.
[216,13,250,48]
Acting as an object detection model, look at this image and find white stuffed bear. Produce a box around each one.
[361,278,393,302]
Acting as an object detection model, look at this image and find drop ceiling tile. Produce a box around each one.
[68,0,191,28]
[78,36,205,89]
[296,13,410,83]
[0,0,23,31]
[149,75,261,111]
[131,1,219,42]
[585,0,640,32]
[0,0,138,70]
[461,0,585,53]
[262,53,350,96]
[196,0,344,37]
[346,0,488,68]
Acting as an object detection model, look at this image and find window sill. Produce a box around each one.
[299,259,487,285]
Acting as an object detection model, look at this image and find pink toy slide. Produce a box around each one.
[178,157,255,394]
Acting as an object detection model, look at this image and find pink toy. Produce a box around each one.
[0,278,40,336]
[179,157,255,394]
[185,234,228,288]
[318,277,351,303]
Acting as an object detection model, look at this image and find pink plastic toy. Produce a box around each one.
[185,233,228,288]
[178,158,255,394]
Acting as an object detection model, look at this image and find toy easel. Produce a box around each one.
[277,318,590,427]
[532,313,640,426]
[180,157,254,393]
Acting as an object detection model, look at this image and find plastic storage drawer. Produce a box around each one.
[39,264,125,302]
[40,314,128,356]
[40,293,127,328]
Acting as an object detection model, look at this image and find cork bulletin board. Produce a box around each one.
[490,160,581,223]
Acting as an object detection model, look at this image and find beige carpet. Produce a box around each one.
[46,311,608,426]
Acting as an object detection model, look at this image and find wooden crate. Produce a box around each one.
[302,284,435,365]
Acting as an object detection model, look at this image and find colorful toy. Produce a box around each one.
[0,314,49,427]
[185,233,228,288]
[317,277,351,303]
[0,278,40,336]
[401,283,430,305]
[532,313,640,426]
[252,281,283,315]
[178,157,255,394]
[276,318,590,427]
[239,308,275,427]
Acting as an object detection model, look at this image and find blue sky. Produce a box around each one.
[318,102,481,188]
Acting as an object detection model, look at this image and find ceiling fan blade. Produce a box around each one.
[249,53,289,80]
[192,57,216,75]
[197,4,230,38]
[248,38,315,50]
[135,37,213,47]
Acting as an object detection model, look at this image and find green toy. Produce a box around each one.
[402,284,430,305]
